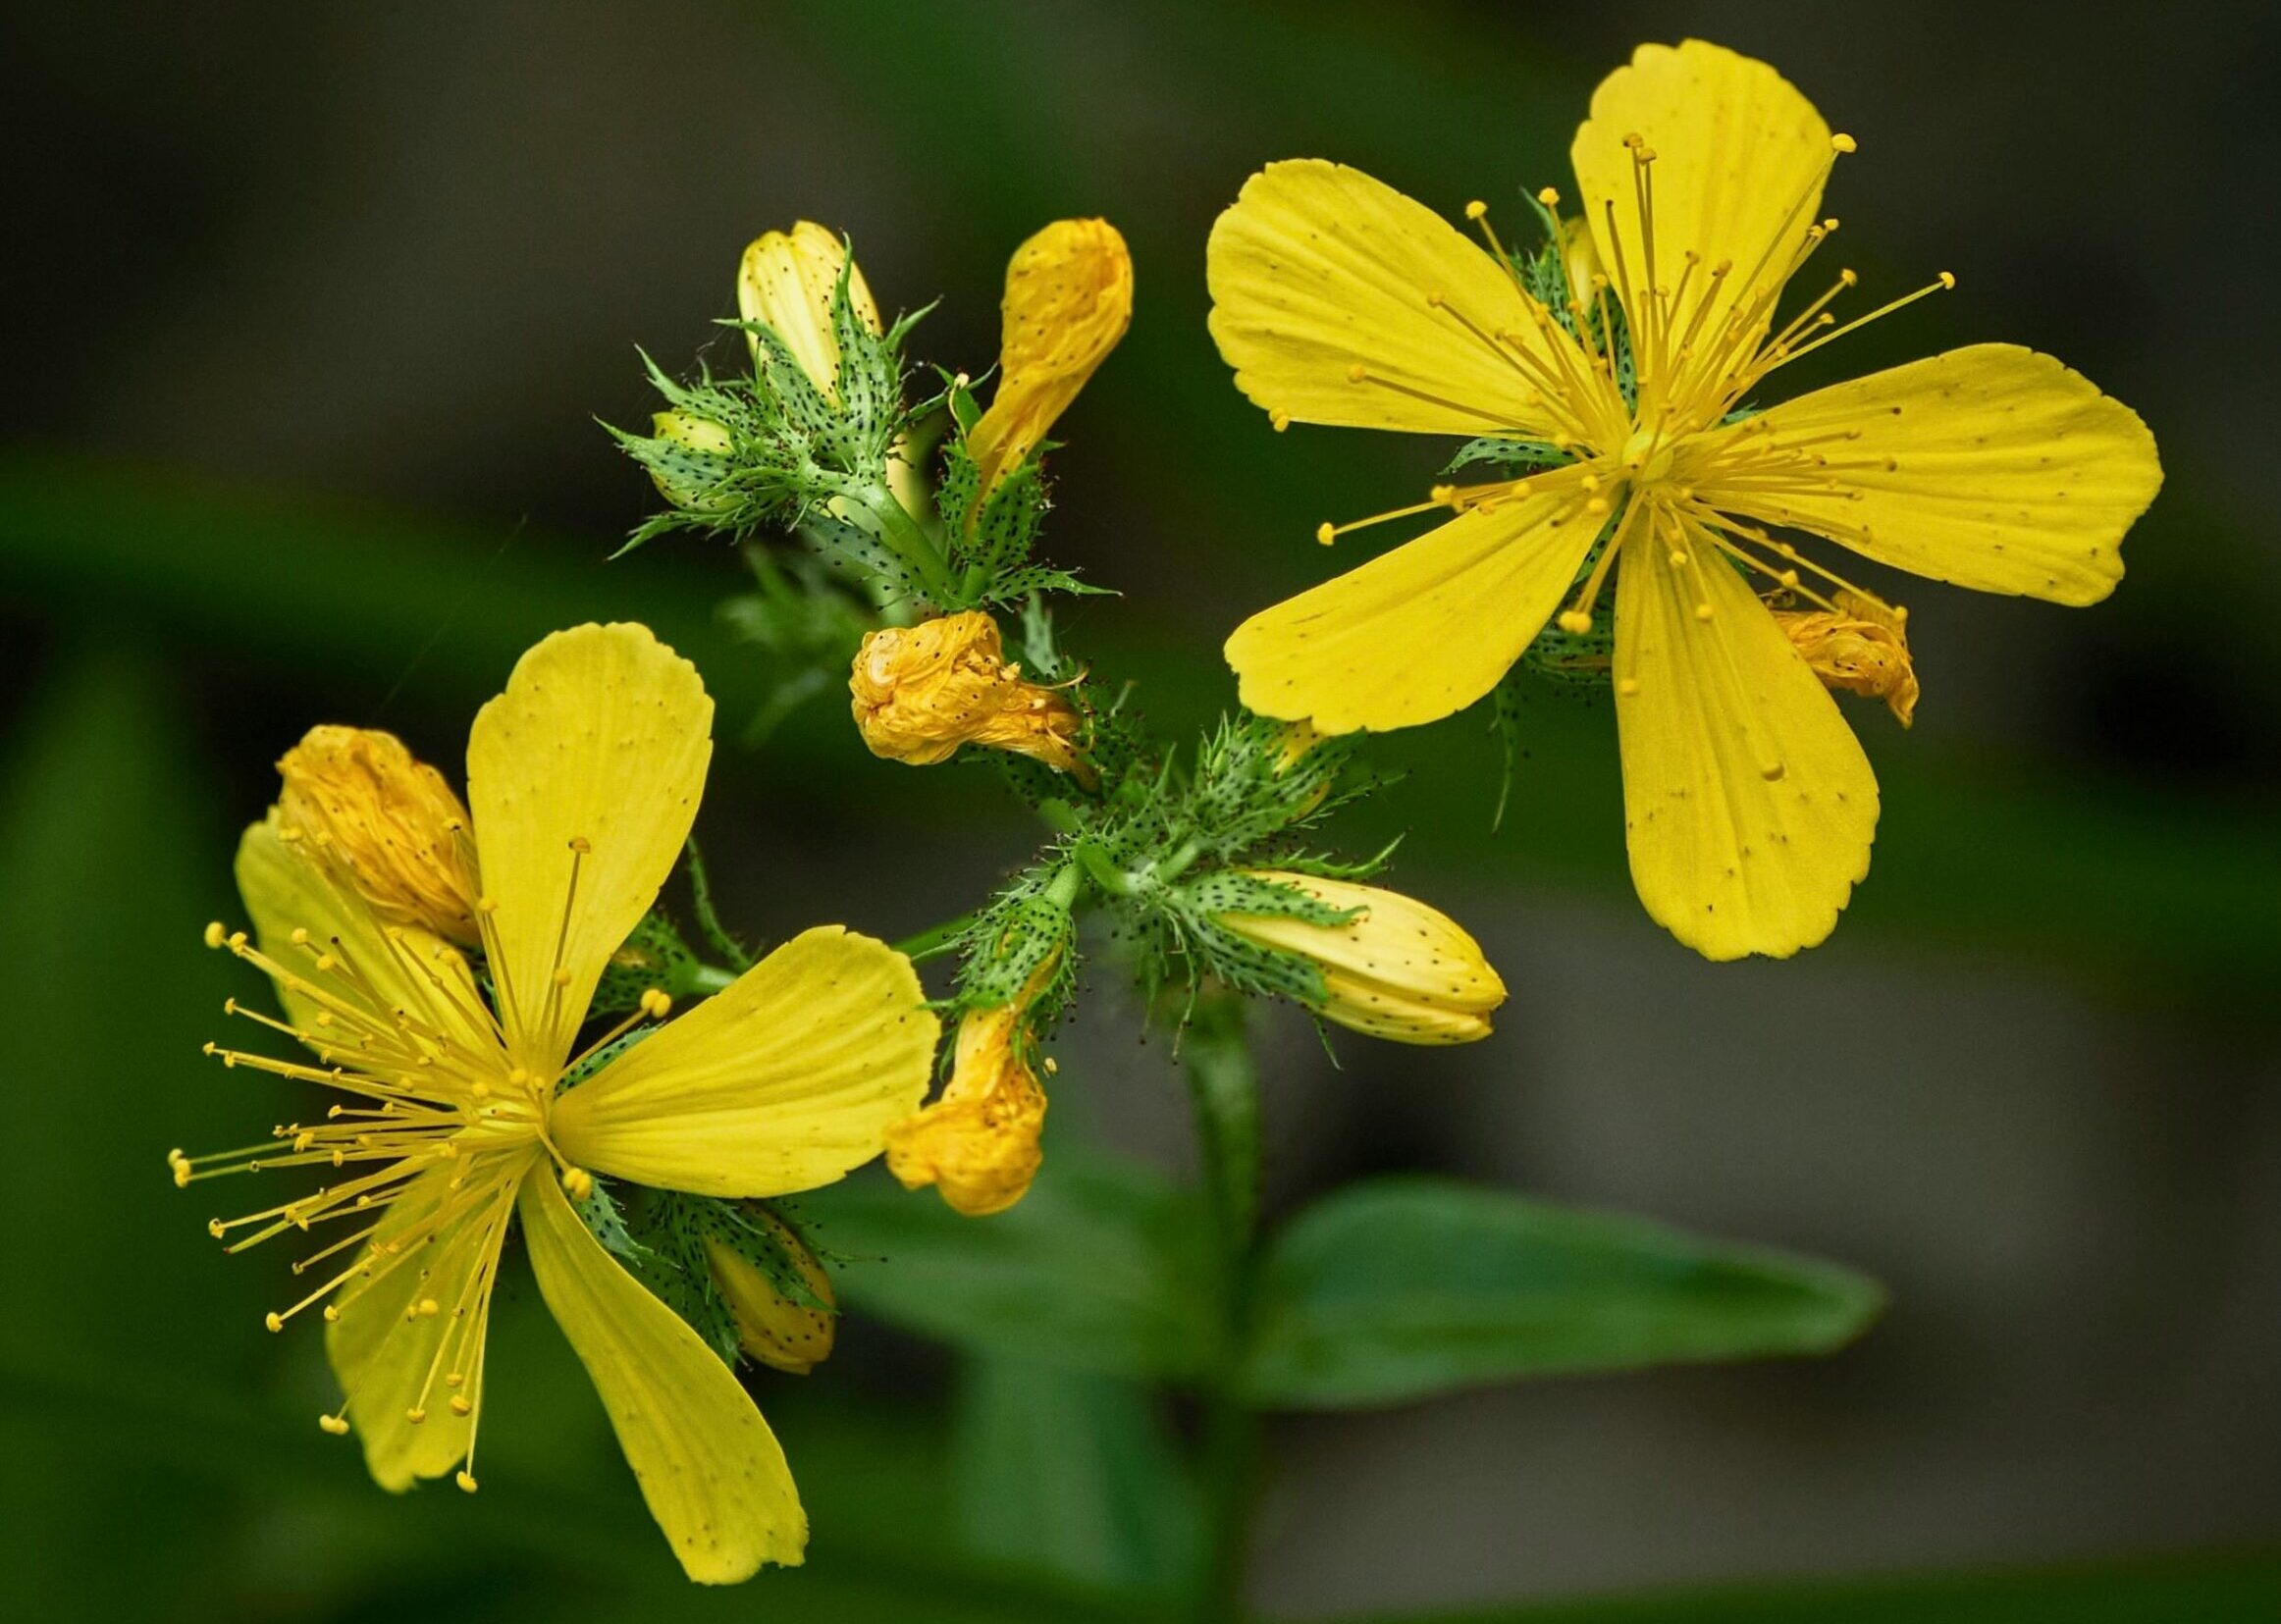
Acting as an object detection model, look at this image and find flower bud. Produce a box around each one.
[1560,216,1604,304]
[703,1209,835,1375]
[275,726,480,946]
[966,219,1134,501]
[644,409,737,511]
[1218,870,1505,1045]
[737,221,881,400]
[850,610,1088,780]
[1775,592,1919,727]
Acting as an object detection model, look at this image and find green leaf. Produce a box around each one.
[951,1355,1197,1595]
[1242,1178,1883,1409]
[797,1157,1220,1381]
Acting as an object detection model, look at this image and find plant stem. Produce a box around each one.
[1180,992,1264,1621]
[891,911,979,963]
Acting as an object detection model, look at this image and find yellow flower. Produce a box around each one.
[966,219,1135,501]
[738,221,881,400]
[885,960,1057,1216]
[1776,592,1918,727]
[176,623,937,1583]
[849,610,1089,780]
[1216,870,1506,1044]
[705,1209,837,1376]
[274,725,480,947]
[1207,39,2161,960]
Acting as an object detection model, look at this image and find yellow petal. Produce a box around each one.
[236,813,496,1062]
[737,221,880,399]
[325,1161,521,1491]
[465,624,713,1074]
[967,218,1134,497]
[551,926,937,1196]
[517,1169,804,1581]
[1207,159,1582,437]
[1692,344,2160,604]
[1615,512,1879,960]
[1226,487,1601,734]
[1571,40,1832,363]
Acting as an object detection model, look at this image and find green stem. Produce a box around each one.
[891,911,979,963]
[1180,992,1264,1621]
[670,960,737,999]
[850,479,958,604]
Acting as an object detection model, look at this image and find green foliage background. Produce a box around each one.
[4,2,2278,1620]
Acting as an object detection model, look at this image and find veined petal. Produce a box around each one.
[1691,344,2160,604]
[1572,40,1832,365]
[237,814,496,1064]
[518,1170,804,1582]
[465,624,713,1074]
[1226,487,1601,735]
[737,221,880,398]
[1614,513,1878,960]
[551,926,937,1196]
[1207,159,1584,437]
[325,1160,522,1492]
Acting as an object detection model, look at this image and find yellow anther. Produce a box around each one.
[561,1166,594,1203]
[207,1218,226,1238]
[319,1413,350,1436]
[1558,611,1593,635]
[1347,362,1367,383]
[1537,185,1560,206]
[1425,289,1446,308]
[1464,199,1488,220]
[416,1297,440,1318]
[1429,483,1457,504]
[1694,602,1715,622]
[322,1305,340,1323]
[1669,550,1689,568]
[228,931,248,952]
[405,1407,427,1424]
[202,921,226,949]
[1585,497,1610,516]
[639,987,672,1020]
[1270,409,1291,433]
[1042,1055,1059,1076]
[264,1312,284,1333]
[550,967,572,988]
[1617,677,1641,697]
[477,895,499,915]
[290,927,311,947]
[1937,271,1957,289]
[455,1471,479,1493]
[1316,522,1336,547]
[450,1395,472,1416]
[567,836,592,855]
[1831,132,1857,153]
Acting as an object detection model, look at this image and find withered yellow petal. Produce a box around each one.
[518,1171,805,1582]
[967,218,1134,497]
[236,814,496,1063]
[737,221,879,398]
[325,1162,521,1491]
[1614,514,1878,960]
[1207,159,1581,437]
[552,926,937,1196]
[1226,488,1601,735]
[1694,344,2160,604]
[465,624,713,1074]
[1572,40,1831,360]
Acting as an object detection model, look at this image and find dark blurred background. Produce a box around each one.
[4,2,2278,1620]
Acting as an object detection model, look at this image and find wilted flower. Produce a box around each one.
[274,725,480,947]
[886,960,1058,1216]
[1216,870,1506,1044]
[1776,592,1919,726]
[1208,38,2160,959]
[967,219,1134,501]
[177,623,937,1582]
[705,1208,837,1376]
[849,610,1088,779]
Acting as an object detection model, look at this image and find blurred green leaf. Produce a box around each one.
[1357,1548,2281,1622]
[1241,1179,1883,1409]
[799,1159,1220,1380]
[951,1355,1199,1595]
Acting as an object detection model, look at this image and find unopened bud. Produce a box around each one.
[705,1209,836,1375]
[1218,870,1506,1045]
[737,221,881,400]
